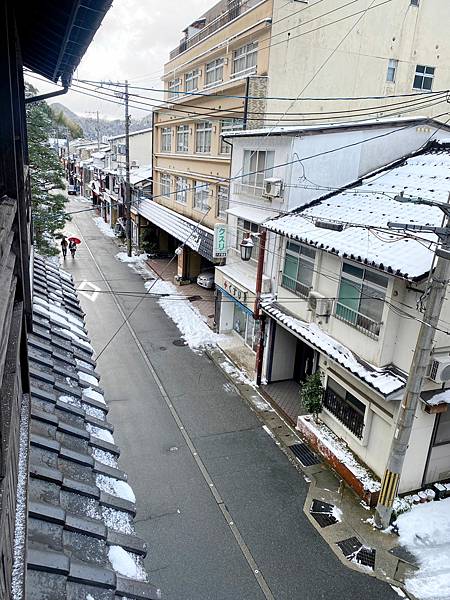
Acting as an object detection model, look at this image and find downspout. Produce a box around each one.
[254,229,267,385]
[25,85,69,104]
[243,76,250,130]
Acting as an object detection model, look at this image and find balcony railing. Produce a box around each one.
[169,0,262,59]
[335,302,381,338]
[323,389,365,439]
[280,274,310,299]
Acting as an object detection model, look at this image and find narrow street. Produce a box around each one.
[64,198,399,600]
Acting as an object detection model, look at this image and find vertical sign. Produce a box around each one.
[213,223,227,258]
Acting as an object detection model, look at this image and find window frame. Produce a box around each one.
[232,42,258,78]
[281,241,316,298]
[161,127,172,152]
[168,78,181,99]
[220,118,243,153]
[236,218,260,263]
[242,149,275,191]
[205,57,224,87]
[175,176,188,204]
[323,377,366,439]
[413,64,435,91]
[184,69,199,92]
[160,173,171,197]
[193,181,210,212]
[176,124,189,153]
[386,58,398,83]
[217,185,229,219]
[195,120,212,154]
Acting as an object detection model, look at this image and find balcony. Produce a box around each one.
[335,302,381,338]
[169,0,262,59]
[323,388,365,439]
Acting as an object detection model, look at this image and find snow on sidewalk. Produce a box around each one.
[93,216,116,238]
[116,252,223,351]
[396,497,450,600]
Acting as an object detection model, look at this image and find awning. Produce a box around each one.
[226,204,279,225]
[137,199,216,261]
[421,389,450,408]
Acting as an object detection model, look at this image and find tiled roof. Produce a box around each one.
[27,256,161,600]
[265,143,450,280]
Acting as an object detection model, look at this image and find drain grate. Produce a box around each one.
[172,338,187,347]
[289,443,321,466]
[187,295,202,302]
[310,499,338,528]
[337,536,376,569]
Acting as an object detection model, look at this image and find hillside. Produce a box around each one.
[50,102,152,140]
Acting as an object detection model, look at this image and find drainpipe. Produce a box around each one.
[254,229,267,385]
[25,85,69,104]
[243,76,250,131]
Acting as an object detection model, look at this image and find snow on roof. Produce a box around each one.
[421,388,450,407]
[262,300,406,397]
[265,144,450,279]
[108,126,152,141]
[130,165,153,185]
[222,116,450,138]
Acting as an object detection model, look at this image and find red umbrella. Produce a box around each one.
[68,236,81,244]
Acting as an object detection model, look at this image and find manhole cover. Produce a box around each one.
[173,338,187,347]
[289,443,321,466]
[310,499,338,528]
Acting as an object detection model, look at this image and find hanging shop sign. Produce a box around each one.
[213,223,227,258]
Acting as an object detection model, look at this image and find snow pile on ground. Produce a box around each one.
[219,359,256,387]
[116,251,148,264]
[93,216,116,238]
[396,498,450,600]
[298,416,381,492]
[108,545,147,581]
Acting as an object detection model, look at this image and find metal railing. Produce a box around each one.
[323,389,365,439]
[280,274,310,299]
[169,0,261,59]
[335,302,382,338]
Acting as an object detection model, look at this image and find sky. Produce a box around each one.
[26,0,214,120]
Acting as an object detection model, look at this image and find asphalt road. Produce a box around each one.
[64,198,399,600]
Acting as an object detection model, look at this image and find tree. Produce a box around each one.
[26,84,69,256]
[300,371,324,421]
[51,107,83,140]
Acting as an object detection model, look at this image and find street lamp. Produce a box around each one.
[240,235,255,261]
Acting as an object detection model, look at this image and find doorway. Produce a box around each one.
[293,339,316,384]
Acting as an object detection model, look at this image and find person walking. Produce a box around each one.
[69,240,77,259]
[61,236,68,259]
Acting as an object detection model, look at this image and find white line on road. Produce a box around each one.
[73,218,276,600]
[77,280,101,302]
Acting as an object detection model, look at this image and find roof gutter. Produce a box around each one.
[25,85,69,104]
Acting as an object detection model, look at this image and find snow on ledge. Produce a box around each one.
[108,545,147,581]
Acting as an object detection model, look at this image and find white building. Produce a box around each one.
[217,116,450,495]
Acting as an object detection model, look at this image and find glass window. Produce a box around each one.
[160,173,171,197]
[413,65,435,91]
[217,185,229,218]
[232,42,258,77]
[242,150,275,191]
[205,58,224,87]
[176,125,189,153]
[386,58,398,83]
[336,262,388,337]
[233,304,247,336]
[161,127,172,152]
[195,121,212,153]
[281,241,316,297]
[168,78,181,99]
[324,377,365,438]
[175,176,188,204]
[220,119,243,153]
[435,411,450,445]
[194,181,210,212]
[184,69,199,92]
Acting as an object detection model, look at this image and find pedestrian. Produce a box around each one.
[61,236,68,259]
[69,240,77,258]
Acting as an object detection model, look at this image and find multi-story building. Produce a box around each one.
[147,0,273,282]
[266,0,450,122]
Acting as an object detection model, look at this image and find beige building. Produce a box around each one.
[148,0,273,281]
[266,0,450,122]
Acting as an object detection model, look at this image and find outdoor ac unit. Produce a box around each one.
[308,290,332,317]
[427,356,450,383]
[263,177,282,198]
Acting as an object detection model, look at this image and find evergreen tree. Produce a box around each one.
[26,84,69,256]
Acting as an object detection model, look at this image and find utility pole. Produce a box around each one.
[375,192,450,528]
[124,80,132,257]
[96,110,100,150]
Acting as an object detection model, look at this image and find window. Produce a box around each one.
[220,119,243,153]
[168,78,181,99]
[281,242,316,298]
[336,262,388,337]
[193,181,210,212]
[160,173,171,197]
[324,378,365,439]
[175,176,188,204]
[386,59,398,83]
[236,218,260,262]
[410,0,419,5]
[233,305,260,352]
[161,127,172,152]
[195,121,212,153]
[217,185,229,218]
[176,125,189,153]
[435,411,450,445]
[205,58,224,87]
[185,69,199,92]
[242,150,275,190]
[413,65,435,91]
[232,42,258,77]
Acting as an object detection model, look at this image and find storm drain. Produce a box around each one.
[187,295,202,302]
[336,536,376,570]
[172,338,188,347]
[289,443,321,466]
[310,499,338,528]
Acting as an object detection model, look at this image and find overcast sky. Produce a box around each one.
[27,0,213,120]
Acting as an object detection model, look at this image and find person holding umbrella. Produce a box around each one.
[68,236,81,258]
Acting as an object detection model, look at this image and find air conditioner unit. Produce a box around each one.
[427,356,450,383]
[263,177,282,198]
[308,290,332,317]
